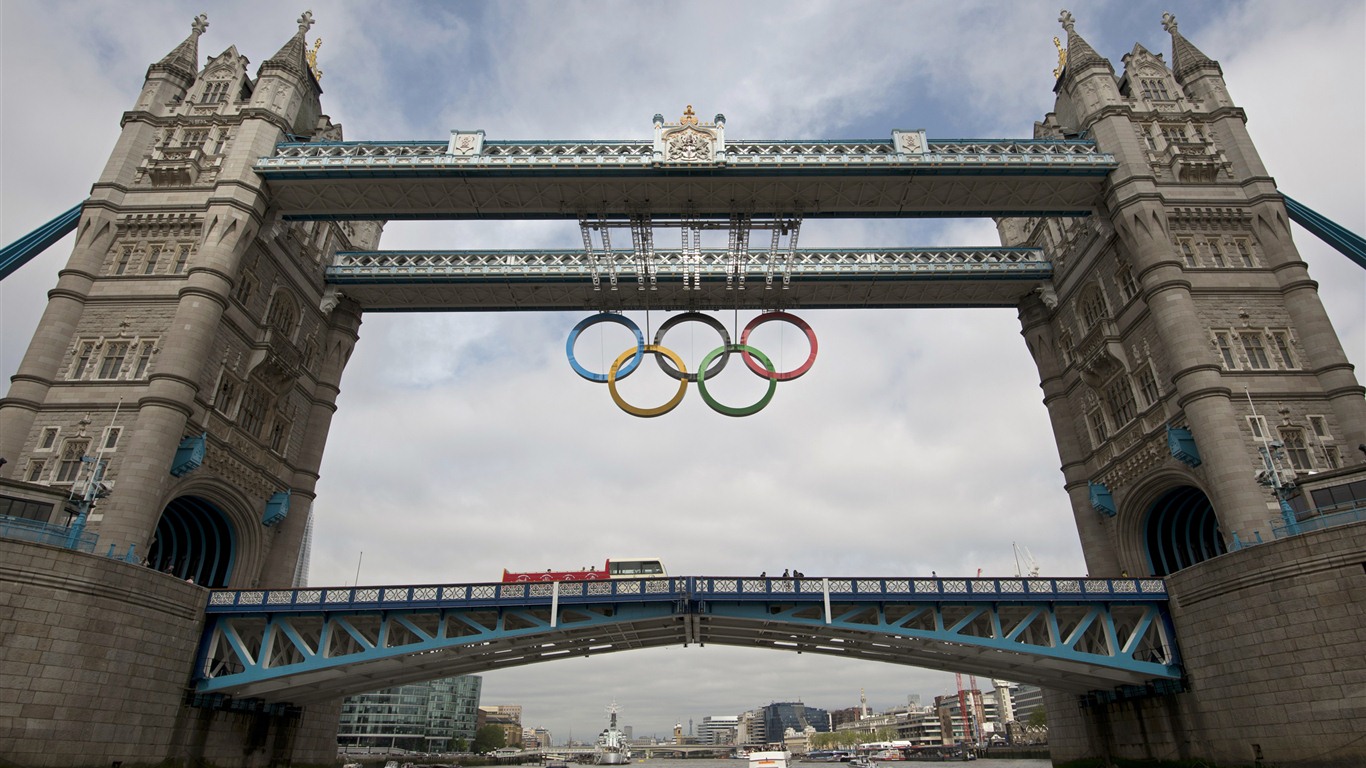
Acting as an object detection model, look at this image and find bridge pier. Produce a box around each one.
[1044,520,1366,766]
[0,538,338,766]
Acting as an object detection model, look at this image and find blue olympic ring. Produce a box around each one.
[566,313,645,382]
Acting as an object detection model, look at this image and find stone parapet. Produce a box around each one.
[1045,521,1366,766]
[0,538,338,765]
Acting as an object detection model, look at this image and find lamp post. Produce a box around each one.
[1256,440,1300,536]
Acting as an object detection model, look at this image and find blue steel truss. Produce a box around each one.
[197,575,1179,704]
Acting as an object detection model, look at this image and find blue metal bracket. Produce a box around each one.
[170,433,207,477]
[262,491,290,528]
[1090,482,1117,517]
[1166,426,1202,468]
[0,202,83,281]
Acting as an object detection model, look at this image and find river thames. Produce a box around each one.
[609,754,1043,759]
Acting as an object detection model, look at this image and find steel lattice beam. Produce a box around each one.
[196,576,1180,704]
[255,138,1115,220]
[323,248,1052,311]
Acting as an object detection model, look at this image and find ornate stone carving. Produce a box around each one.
[666,128,713,162]
[893,130,927,154]
[654,106,724,165]
[447,130,485,156]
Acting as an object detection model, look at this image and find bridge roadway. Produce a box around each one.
[195,575,1179,705]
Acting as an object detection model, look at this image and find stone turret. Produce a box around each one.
[1162,11,1232,108]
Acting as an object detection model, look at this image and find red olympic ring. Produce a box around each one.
[739,311,818,381]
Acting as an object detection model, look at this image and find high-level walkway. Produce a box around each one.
[196,575,1179,705]
[326,248,1051,311]
[256,138,1116,220]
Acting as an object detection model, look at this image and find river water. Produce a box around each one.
[625,754,1043,759]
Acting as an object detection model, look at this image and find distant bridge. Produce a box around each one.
[195,575,1179,704]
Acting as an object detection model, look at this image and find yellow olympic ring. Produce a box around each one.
[606,345,689,418]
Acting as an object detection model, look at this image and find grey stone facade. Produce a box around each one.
[0,538,340,765]
[1005,13,1366,765]
[1001,13,1365,577]
[0,15,379,589]
[1045,520,1366,766]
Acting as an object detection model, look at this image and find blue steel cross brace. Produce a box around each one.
[196,575,1180,704]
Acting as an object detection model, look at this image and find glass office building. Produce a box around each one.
[338,675,482,752]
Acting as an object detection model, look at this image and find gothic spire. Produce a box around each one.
[1162,12,1223,81]
[260,10,319,85]
[147,13,208,83]
[1057,9,1114,86]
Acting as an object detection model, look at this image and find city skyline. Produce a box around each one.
[1,0,1362,740]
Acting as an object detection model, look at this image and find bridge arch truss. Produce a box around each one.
[197,575,1179,704]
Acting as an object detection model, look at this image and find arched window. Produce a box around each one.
[266,291,298,337]
[1080,287,1109,330]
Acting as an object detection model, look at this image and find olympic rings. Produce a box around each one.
[739,311,818,381]
[566,311,817,417]
[567,313,644,382]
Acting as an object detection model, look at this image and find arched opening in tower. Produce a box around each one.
[1143,485,1226,576]
[148,496,235,587]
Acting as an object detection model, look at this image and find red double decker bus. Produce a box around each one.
[501,557,666,582]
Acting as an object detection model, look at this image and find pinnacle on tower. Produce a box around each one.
[1057,9,1114,86]
[147,13,208,83]
[260,10,319,85]
[1162,12,1223,81]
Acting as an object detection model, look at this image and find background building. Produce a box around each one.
[478,705,524,748]
[338,675,481,752]
[699,715,739,745]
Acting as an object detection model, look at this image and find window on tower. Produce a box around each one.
[1213,332,1237,368]
[1279,428,1313,472]
[1240,333,1271,370]
[201,80,230,104]
[54,439,91,484]
[97,342,130,379]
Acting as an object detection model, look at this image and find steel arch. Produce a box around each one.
[195,575,1180,704]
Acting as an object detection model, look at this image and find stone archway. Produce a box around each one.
[147,495,235,587]
[1142,485,1225,577]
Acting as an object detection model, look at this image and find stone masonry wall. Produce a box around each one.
[0,538,338,766]
[1044,520,1366,766]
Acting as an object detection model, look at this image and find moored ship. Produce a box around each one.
[595,702,631,765]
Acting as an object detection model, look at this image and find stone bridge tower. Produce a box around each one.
[1004,11,1365,579]
[0,13,378,588]
[1002,12,1366,763]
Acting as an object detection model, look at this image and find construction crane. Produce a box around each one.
[954,673,972,748]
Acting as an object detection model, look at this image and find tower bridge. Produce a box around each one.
[1,7,1364,767]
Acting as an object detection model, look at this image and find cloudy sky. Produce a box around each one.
[2,0,1363,742]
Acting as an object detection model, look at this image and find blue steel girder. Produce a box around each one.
[196,576,1179,704]
[197,578,689,703]
[692,576,1178,693]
